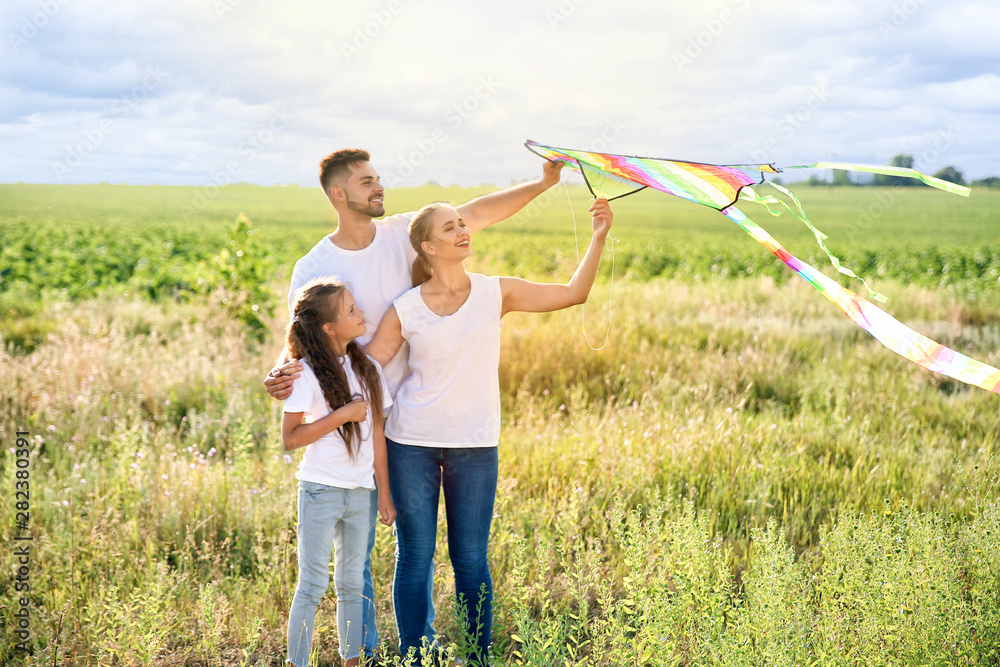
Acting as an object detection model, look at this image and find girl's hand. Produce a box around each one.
[337,399,369,423]
[589,198,613,239]
[378,493,396,526]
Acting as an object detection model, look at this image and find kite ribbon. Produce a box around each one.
[785,162,972,197]
[739,183,888,303]
[722,204,1000,394]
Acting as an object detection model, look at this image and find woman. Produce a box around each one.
[367,198,613,665]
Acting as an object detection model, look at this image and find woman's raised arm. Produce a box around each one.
[500,198,613,316]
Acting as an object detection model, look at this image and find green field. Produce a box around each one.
[1,182,999,665]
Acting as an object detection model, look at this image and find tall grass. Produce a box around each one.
[2,273,998,664]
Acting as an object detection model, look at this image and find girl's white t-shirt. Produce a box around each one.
[283,355,392,489]
[386,273,503,449]
[287,213,416,396]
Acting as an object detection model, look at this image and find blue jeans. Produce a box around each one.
[387,438,498,666]
[360,485,438,655]
[287,481,375,666]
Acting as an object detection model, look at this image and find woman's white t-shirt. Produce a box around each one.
[283,355,392,489]
[386,273,502,449]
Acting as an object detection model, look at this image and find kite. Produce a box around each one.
[525,140,1000,395]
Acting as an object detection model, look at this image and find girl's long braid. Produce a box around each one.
[286,280,383,459]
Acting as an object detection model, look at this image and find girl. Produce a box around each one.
[367,198,614,665]
[282,278,395,667]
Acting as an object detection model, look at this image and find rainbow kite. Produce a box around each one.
[526,140,1000,395]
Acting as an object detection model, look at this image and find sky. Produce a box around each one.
[2,0,999,189]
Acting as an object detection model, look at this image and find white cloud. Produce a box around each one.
[2,0,998,185]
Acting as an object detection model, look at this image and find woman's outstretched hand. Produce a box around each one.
[589,198,613,239]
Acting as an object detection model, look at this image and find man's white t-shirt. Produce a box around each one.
[283,356,393,489]
[386,274,503,449]
[287,212,416,396]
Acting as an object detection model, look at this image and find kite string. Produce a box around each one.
[566,181,616,351]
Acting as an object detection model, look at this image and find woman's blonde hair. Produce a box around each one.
[408,202,451,287]
[286,278,383,459]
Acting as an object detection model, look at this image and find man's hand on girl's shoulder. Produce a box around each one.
[264,359,304,400]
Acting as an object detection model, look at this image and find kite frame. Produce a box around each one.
[525,139,779,209]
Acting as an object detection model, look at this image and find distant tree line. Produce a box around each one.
[803,154,1000,189]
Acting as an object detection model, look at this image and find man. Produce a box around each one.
[267,148,563,660]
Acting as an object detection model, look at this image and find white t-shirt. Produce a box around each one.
[283,355,393,489]
[287,212,416,396]
[386,274,503,449]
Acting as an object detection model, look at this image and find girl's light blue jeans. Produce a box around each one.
[287,481,375,666]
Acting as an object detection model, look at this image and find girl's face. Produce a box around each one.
[322,290,366,347]
[422,206,471,260]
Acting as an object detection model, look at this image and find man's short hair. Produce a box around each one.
[319,149,371,193]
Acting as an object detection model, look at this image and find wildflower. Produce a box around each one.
[208,447,217,457]
[165,490,171,497]
[250,489,259,495]
[62,500,69,507]
[74,464,81,471]
[283,454,293,464]
[47,424,56,432]
[130,463,139,470]
[80,478,86,485]
[161,474,168,481]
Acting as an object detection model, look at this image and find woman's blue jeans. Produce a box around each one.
[386,438,497,666]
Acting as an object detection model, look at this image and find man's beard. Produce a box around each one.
[346,195,384,217]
